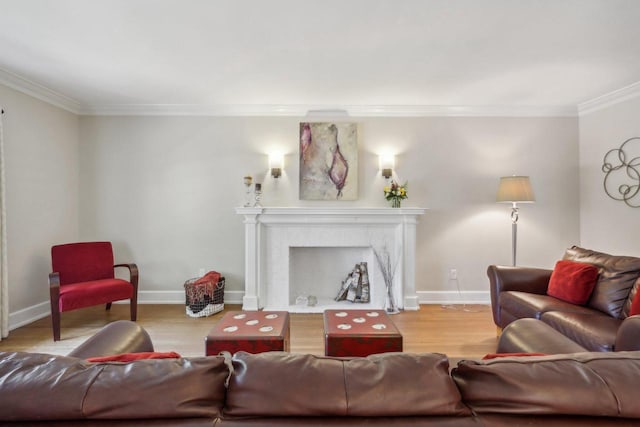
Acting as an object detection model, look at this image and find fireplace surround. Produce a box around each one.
[236,207,426,312]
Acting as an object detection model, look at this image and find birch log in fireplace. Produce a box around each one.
[235,207,426,313]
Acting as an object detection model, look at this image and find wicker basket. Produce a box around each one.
[184,276,225,318]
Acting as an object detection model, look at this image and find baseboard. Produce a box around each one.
[135,290,488,306]
[8,290,246,331]
[136,290,184,304]
[9,301,51,330]
[417,290,490,305]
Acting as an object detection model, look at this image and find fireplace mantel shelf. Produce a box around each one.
[236,206,427,215]
[236,206,426,312]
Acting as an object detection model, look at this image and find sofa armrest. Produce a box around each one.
[487,265,553,327]
[67,320,154,359]
[615,315,640,351]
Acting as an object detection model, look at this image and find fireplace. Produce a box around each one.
[289,247,381,312]
[236,207,426,312]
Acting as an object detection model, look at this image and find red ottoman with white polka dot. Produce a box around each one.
[323,309,403,357]
[205,311,290,355]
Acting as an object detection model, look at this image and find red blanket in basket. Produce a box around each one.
[194,271,221,285]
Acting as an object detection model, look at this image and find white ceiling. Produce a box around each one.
[1,0,640,115]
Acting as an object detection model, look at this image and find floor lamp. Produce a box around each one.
[496,176,535,266]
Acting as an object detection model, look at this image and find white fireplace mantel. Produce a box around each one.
[236,207,426,312]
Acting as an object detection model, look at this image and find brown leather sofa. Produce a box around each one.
[2,320,640,426]
[488,245,640,352]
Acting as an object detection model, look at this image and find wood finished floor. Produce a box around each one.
[0,304,498,360]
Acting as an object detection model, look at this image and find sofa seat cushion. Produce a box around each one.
[500,291,596,322]
[541,311,621,352]
[225,351,471,418]
[452,351,640,418]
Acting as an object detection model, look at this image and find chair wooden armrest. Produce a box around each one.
[114,263,139,290]
[114,263,139,322]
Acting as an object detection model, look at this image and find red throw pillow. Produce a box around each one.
[547,260,599,305]
[482,352,546,360]
[630,288,640,316]
[86,351,181,363]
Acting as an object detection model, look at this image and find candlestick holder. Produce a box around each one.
[253,183,262,207]
[243,175,253,207]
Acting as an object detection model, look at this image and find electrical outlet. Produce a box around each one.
[449,269,458,280]
[198,268,205,277]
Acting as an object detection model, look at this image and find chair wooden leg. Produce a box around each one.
[130,297,138,321]
[106,302,112,310]
[51,307,61,342]
[49,283,61,341]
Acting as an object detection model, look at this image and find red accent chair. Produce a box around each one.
[49,242,138,341]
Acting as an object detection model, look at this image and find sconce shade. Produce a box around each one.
[496,176,535,203]
[379,155,395,179]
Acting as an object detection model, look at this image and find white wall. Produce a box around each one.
[579,97,640,256]
[11,78,640,322]
[0,84,79,325]
[79,115,580,303]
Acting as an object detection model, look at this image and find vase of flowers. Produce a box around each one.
[384,180,408,208]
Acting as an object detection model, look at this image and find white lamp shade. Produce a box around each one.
[379,154,395,170]
[496,176,535,203]
[269,153,284,170]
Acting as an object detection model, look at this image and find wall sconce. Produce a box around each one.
[269,154,283,178]
[379,155,395,179]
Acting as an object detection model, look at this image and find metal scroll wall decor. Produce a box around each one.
[602,137,640,208]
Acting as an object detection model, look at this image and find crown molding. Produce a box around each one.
[79,103,577,117]
[0,67,82,114]
[578,81,640,116]
[0,67,577,117]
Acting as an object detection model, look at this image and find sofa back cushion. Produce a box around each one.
[563,246,640,318]
[225,351,470,417]
[0,352,228,421]
[547,260,599,305]
[452,351,640,418]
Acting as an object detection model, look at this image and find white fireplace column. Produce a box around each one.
[236,207,426,312]
[239,207,263,310]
